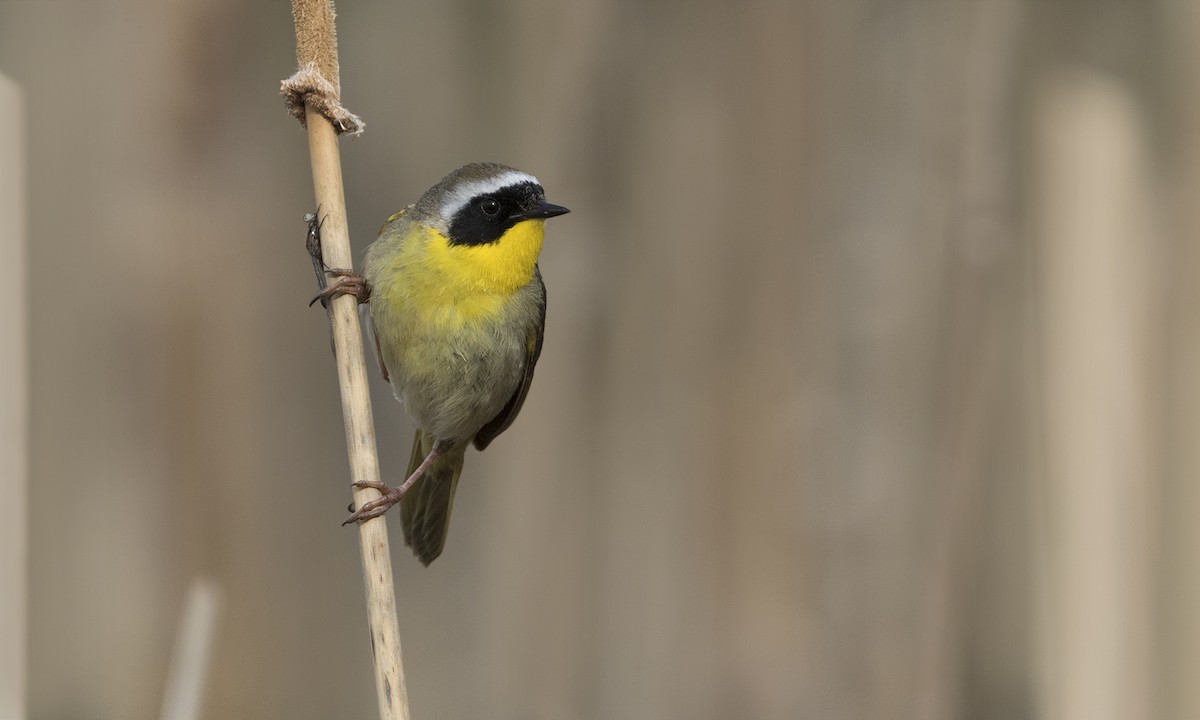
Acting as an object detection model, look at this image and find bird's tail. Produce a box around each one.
[400,430,467,565]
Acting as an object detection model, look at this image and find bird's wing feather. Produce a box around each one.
[362,303,390,383]
[473,274,546,451]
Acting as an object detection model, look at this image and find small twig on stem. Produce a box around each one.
[282,2,411,719]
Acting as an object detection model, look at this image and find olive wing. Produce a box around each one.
[472,274,546,451]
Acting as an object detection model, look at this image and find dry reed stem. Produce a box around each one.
[287,1,411,718]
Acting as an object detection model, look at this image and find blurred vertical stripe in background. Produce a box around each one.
[0,70,27,720]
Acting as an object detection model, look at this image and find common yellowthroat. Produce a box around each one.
[320,163,569,565]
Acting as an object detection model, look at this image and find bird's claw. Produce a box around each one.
[310,269,370,308]
[342,480,405,525]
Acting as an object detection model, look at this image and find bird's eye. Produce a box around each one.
[480,199,501,216]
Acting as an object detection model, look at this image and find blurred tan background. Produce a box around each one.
[3,0,1198,718]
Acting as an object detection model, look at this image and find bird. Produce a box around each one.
[315,163,569,564]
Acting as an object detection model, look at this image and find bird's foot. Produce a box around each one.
[342,442,447,525]
[342,480,405,525]
[310,269,370,308]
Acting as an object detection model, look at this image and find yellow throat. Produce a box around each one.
[425,218,545,295]
[373,218,545,326]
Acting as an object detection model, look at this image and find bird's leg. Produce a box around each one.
[310,268,370,308]
[342,441,449,525]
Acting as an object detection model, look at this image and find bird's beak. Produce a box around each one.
[514,200,570,221]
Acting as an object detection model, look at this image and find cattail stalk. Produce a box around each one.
[283,2,410,718]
